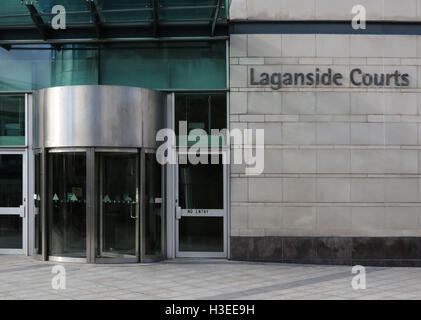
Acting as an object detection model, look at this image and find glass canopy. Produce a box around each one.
[0,0,229,41]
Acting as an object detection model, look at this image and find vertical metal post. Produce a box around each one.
[41,148,48,261]
[139,148,145,262]
[166,93,176,259]
[86,148,96,263]
[225,39,231,259]
[26,93,34,256]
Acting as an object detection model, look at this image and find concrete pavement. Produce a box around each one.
[0,255,420,300]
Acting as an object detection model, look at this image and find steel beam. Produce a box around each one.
[25,4,48,40]
[152,0,159,38]
[86,0,101,38]
[210,0,221,37]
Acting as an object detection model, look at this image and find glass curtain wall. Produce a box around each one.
[0,41,226,91]
[51,46,99,87]
[0,1,229,26]
[0,95,25,146]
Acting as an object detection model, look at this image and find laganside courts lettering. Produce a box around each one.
[250,67,410,89]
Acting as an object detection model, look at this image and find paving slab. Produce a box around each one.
[0,255,420,300]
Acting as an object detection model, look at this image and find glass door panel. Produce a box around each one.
[0,215,22,249]
[0,154,22,207]
[179,217,223,252]
[49,152,86,258]
[97,153,139,260]
[178,155,224,209]
[0,153,24,252]
[0,95,25,146]
[176,153,227,257]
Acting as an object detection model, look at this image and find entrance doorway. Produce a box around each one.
[32,85,166,263]
[0,151,26,254]
[175,152,228,258]
[36,148,164,263]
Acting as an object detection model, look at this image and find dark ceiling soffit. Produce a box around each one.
[0,23,228,44]
[0,36,229,46]
[230,20,421,35]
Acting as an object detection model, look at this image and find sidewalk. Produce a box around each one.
[0,255,420,300]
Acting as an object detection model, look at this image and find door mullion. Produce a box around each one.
[86,148,95,263]
[139,149,145,262]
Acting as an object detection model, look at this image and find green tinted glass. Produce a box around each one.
[159,0,226,21]
[0,41,226,91]
[98,0,152,22]
[51,44,99,87]
[100,42,226,90]
[35,0,90,24]
[0,45,51,91]
[0,2,32,25]
[0,0,228,25]
[0,95,25,146]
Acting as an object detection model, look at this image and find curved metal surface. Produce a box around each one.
[34,85,164,148]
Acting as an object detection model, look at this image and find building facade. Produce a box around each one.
[0,0,420,266]
[0,0,230,263]
[229,0,421,266]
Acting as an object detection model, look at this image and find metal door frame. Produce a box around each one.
[175,150,228,258]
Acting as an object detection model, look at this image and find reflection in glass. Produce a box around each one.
[179,217,223,252]
[0,46,51,91]
[179,155,223,209]
[0,95,25,146]
[51,44,99,87]
[145,153,164,256]
[97,153,138,258]
[49,153,86,258]
[0,154,22,207]
[0,215,22,248]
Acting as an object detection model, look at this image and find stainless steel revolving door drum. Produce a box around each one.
[34,85,164,149]
[33,85,166,263]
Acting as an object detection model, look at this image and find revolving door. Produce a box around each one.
[33,86,166,263]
